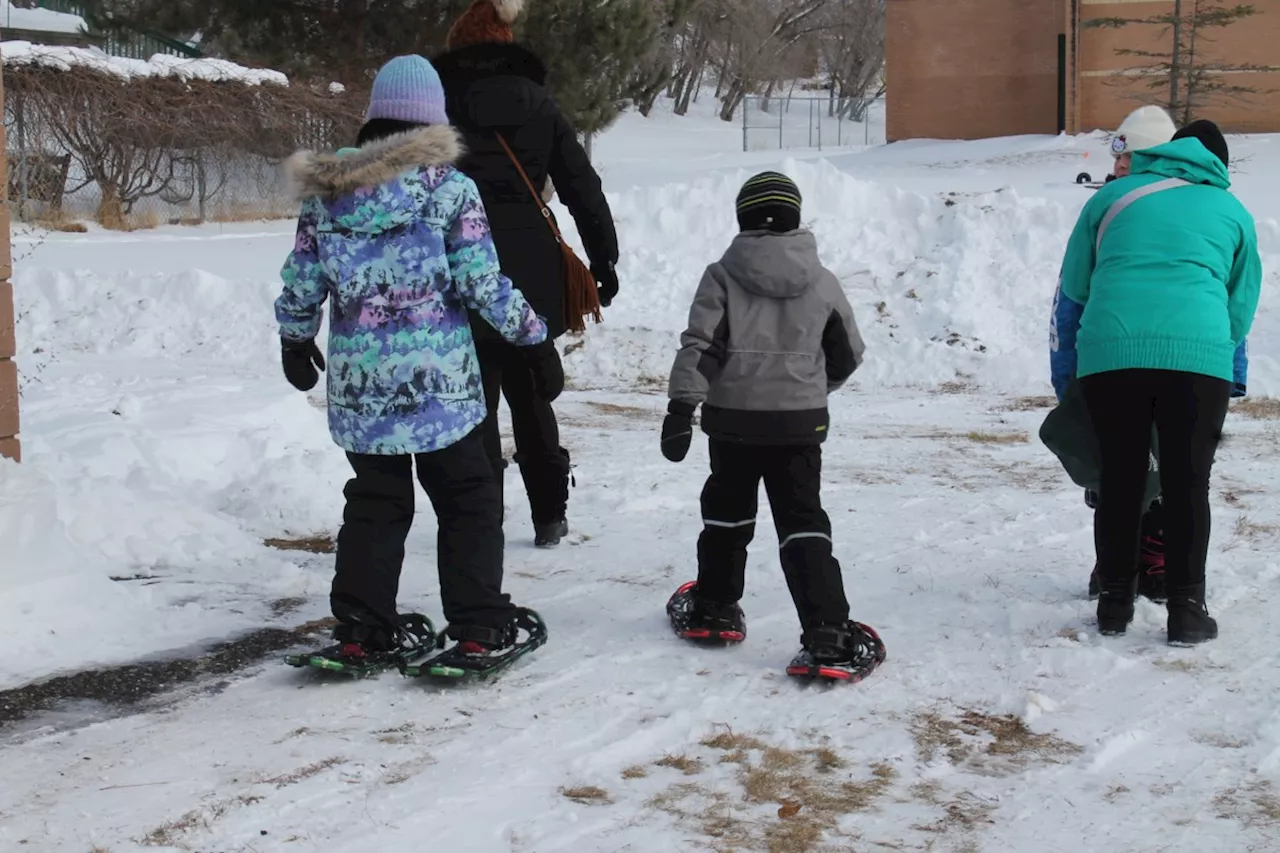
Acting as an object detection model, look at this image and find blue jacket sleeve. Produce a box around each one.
[276,198,329,343]
[1049,270,1083,402]
[1233,339,1248,398]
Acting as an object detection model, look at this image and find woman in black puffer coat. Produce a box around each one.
[435,0,620,548]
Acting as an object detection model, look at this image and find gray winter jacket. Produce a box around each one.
[667,229,865,445]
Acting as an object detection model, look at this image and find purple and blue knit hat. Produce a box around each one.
[366,55,448,126]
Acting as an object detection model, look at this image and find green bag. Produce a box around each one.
[1039,378,1161,511]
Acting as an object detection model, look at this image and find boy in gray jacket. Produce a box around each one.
[660,172,885,681]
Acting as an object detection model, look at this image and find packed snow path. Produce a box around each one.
[4,390,1280,852]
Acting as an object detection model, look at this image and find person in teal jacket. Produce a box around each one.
[1058,120,1262,646]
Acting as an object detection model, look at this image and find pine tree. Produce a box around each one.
[105,0,660,132]
[519,0,661,134]
[104,0,469,84]
[1087,0,1262,125]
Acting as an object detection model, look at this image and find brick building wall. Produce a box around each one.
[888,0,1280,141]
[886,0,1065,142]
[0,57,17,463]
[1074,0,1280,135]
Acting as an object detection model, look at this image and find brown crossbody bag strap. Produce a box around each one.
[494,131,602,333]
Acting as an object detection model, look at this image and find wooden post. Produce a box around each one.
[0,54,19,463]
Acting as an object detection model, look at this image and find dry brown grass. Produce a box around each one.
[208,203,293,224]
[98,206,161,232]
[1232,515,1278,544]
[702,730,769,752]
[654,753,706,775]
[964,431,1028,445]
[998,395,1057,412]
[1215,781,1280,826]
[621,765,649,780]
[1192,731,1249,750]
[264,535,336,554]
[260,757,344,788]
[560,785,613,805]
[646,733,893,853]
[375,722,417,745]
[910,709,1082,773]
[936,380,976,395]
[141,795,263,847]
[33,212,89,233]
[1104,784,1130,802]
[586,401,652,419]
[1233,397,1280,420]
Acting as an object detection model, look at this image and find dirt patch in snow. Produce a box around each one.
[0,617,335,729]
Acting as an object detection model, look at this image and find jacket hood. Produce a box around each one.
[719,229,824,299]
[434,42,548,86]
[1131,137,1231,189]
[285,125,463,200]
[434,42,551,129]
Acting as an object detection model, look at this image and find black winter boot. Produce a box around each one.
[1096,575,1138,636]
[1167,585,1218,646]
[517,448,574,548]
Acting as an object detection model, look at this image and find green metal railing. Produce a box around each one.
[32,0,203,58]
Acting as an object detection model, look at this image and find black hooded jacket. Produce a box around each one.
[434,42,619,340]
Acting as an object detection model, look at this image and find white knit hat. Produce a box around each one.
[1110,105,1177,158]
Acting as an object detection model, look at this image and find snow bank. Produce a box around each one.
[0,458,168,686]
[0,0,84,35]
[556,158,1080,394]
[1,39,289,86]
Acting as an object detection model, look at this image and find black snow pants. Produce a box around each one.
[331,426,513,634]
[1080,369,1230,594]
[696,440,850,629]
[476,340,571,526]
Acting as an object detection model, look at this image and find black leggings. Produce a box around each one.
[1081,369,1230,593]
[476,340,570,525]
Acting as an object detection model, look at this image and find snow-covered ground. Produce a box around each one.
[1,39,290,85]
[3,99,1280,852]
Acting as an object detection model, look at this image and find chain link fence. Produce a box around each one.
[742,95,885,153]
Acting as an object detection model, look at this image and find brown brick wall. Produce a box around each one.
[1076,0,1280,134]
[886,0,1064,141]
[888,0,1280,141]
[0,57,16,463]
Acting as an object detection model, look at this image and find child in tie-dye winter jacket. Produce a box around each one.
[274,55,559,671]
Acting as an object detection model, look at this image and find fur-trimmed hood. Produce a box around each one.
[285,125,464,200]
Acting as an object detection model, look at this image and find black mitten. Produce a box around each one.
[282,338,325,392]
[593,262,619,308]
[661,401,696,463]
[526,341,565,402]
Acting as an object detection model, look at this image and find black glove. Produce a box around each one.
[593,262,619,308]
[661,400,696,463]
[282,338,325,392]
[525,341,565,402]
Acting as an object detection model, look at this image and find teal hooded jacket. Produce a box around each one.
[1059,137,1262,383]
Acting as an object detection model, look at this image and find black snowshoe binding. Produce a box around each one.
[667,581,746,644]
[286,613,436,677]
[405,608,547,681]
[787,621,886,684]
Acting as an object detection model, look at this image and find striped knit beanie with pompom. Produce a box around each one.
[446,0,526,50]
[736,171,802,233]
